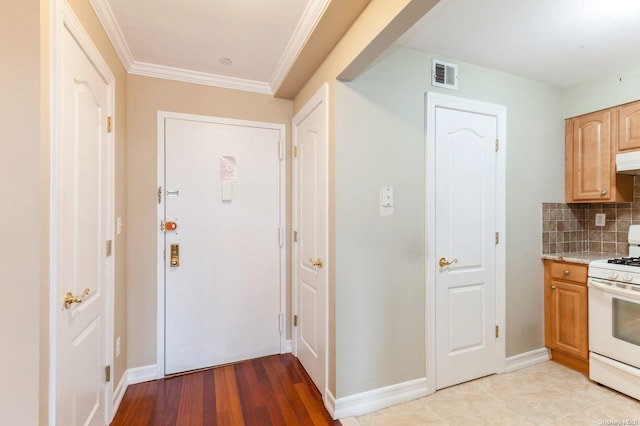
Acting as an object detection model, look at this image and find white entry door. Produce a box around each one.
[55,9,113,426]
[162,113,285,375]
[428,93,505,390]
[293,85,328,393]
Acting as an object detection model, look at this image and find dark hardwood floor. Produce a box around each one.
[111,354,341,426]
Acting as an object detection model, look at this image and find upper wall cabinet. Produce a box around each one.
[566,108,633,203]
[618,100,640,152]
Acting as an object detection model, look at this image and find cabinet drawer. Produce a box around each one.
[549,262,587,283]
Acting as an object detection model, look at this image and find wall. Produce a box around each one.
[0,1,41,424]
[563,63,640,118]
[126,75,292,369]
[334,45,565,397]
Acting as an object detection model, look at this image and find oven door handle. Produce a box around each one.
[588,278,640,300]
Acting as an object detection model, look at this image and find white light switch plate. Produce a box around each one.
[595,213,606,227]
[380,186,393,216]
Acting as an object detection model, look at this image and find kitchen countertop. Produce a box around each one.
[541,251,621,264]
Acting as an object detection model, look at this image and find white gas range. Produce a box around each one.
[588,225,640,400]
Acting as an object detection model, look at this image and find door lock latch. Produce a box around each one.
[170,244,180,267]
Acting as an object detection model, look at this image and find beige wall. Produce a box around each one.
[1,1,42,424]
[67,0,129,389]
[126,75,293,368]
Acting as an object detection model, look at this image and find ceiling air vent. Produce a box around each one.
[432,59,458,90]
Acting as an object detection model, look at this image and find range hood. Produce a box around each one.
[616,151,640,174]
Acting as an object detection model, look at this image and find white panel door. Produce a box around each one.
[293,85,328,393]
[435,106,497,389]
[56,21,112,426]
[163,116,284,375]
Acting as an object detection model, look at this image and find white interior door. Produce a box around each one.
[432,100,500,390]
[55,12,113,426]
[162,114,285,375]
[293,85,328,393]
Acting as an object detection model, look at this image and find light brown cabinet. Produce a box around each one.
[544,260,588,374]
[565,108,633,203]
[618,100,640,152]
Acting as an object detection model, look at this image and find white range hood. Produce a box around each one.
[616,151,640,174]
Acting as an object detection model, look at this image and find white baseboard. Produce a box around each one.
[112,370,129,418]
[128,364,159,385]
[285,339,292,353]
[329,377,429,419]
[505,348,550,373]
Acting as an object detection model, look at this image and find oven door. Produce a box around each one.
[589,277,640,369]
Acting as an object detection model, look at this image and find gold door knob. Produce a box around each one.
[309,258,323,268]
[64,288,90,309]
[438,257,458,267]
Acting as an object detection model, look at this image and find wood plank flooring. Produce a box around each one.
[111,354,340,426]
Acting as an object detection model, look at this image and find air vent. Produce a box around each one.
[432,59,458,90]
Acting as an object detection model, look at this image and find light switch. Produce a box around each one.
[595,213,606,227]
[222,181,233,201]
[380,186,394,216]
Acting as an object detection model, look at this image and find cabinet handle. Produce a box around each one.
[601,190,608,196]
[551,285,557,289]
[563,269,570,275]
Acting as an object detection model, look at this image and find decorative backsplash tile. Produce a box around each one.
[542,178,640,255]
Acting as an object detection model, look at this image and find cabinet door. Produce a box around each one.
[618,101,640,151]
[567,109,614,201]
[548,280,588,360]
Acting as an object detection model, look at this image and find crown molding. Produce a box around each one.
[130,62,273,94]
[89,0,134,69]
[269,0,331,94]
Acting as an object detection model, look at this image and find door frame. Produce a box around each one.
[156,111,287,377]
[425,92,506,393]
[49,0,116,423]
[291,83,329,401]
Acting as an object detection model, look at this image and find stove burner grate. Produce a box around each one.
[607,257,640,266]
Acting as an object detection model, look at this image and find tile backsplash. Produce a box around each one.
[542,178,640,255]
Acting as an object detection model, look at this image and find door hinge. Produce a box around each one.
[105,365,111,383]
[293,230,298,242]
[107,116,113,133]
[293,314,298,327]
[279,140,284,160]
[106,240,113,257]
[495,232,499,245]
[495,139,499,152]
[495,325,499,339]
[157,186,162,204]
[160,220,165,232]
[293,146,298,158]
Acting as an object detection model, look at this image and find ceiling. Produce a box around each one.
[92,0,640,97]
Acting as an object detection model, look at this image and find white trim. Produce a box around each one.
[504,348,550,373]
[292,83,330,407]
[88,0,134,69]
[269,0,331,93]
[331,378,429,419]
[50,2,116,425]
[425,92,507,392]
[112,371,128,417]
[128,364,159,385]
[285,339,293,353]
[156,111,287,377]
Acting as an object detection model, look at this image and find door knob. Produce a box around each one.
[309,258,323,268]
[64,288,90,309]
[439,257,458,267]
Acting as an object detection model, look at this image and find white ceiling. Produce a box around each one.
[396,0,640,88]
[93,0,640,95]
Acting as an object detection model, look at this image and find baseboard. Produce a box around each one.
[285,339,292,353]
[127,364,158,385]
[331,377,428,419]
[112,370,129,418]
[505,347,550,373]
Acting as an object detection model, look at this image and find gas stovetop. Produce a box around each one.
[607,257,640,266]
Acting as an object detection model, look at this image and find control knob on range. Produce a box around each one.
[607,272,619,280]
[623,274,633,282]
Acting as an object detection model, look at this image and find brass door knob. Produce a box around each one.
[439,257,458,267]
[64,288,90,309]
[309,258,323,268]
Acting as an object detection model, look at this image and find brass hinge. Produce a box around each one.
[495,139,499,152]
[107,116,113,133]
[105,365,111,382]
[106,240,113,257]
[293,314,298,327]
[495,232,499,245]
[495,325,499,339]
[293,230,298,242]
[293,146,298,158]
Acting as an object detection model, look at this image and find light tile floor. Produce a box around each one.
[341,361,640,425]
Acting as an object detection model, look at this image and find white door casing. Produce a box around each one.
[157,112,286,376]
[52,2,115,425]
[426,92,506,391]
[293,84,329,396]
